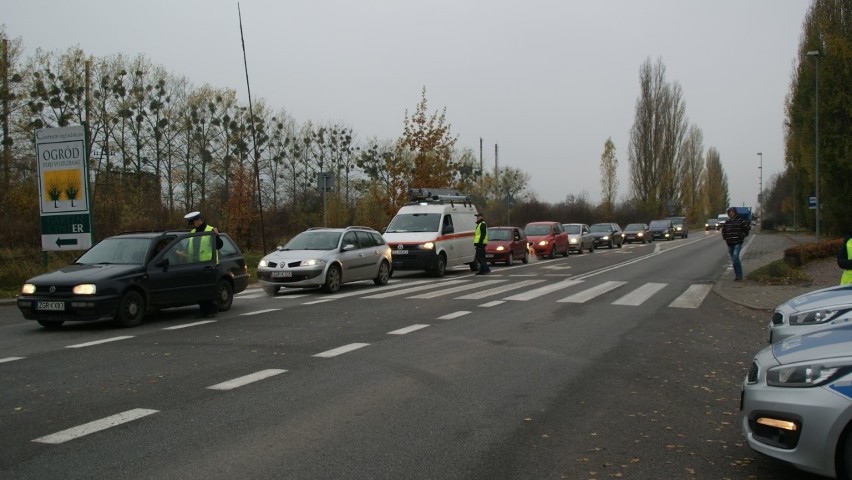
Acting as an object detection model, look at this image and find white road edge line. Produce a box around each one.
[32,408,159,444]
[240,308,281,316]
[0,357,25,363]
[437,311,471,320]
[207,369,288,391]
[66,336,135,349]
[314,343,370,358]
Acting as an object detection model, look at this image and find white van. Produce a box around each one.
[382,194,479,277]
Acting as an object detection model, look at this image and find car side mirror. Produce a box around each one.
[342,244,357,252]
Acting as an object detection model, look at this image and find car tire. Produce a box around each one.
[506,253,513,266]
[263,285,280,295]
[434,254,447,277]
[561,244,569,257]
[114,290,145,328]
[549,246,556,259]
[37,319,64,329]
[322,265,342,293]
[216,279,234,311]
[577,245,583,255]
[522,249,529,264]
[374,261,391,285]
[617,239,623,248]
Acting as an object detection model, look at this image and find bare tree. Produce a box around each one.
[599,137,618,220]
[680,125,704,220]
[701,147,729,216]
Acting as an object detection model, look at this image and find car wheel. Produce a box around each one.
[322,264,342,293]
[506,253,513,266]
[434,254,447,277]
[561,244,569,257]
[374,261,391,285]
[37,319,64,329]
[617,239,623,248]
[577,245,583,255]
[216,279,234,311]
[263,285,280,295]
[522,249,529,264]
[114,290,145,328]
[549,245,556,259]
[609,240,614,249]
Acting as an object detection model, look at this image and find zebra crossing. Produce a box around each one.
[237,274,715,309]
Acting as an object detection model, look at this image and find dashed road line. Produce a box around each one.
[32,408,159,444]
[66,336,135,349]
[437,311,471,320]
[388,324,430,335]
[162,320,217,330]
[314,343,370,358]
[0,357,24,364]
[207,369,288,390]
[240,308,281,316]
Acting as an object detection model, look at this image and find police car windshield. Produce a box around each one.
[386,214,441,233]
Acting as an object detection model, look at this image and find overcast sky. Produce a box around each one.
[6,0,811,211]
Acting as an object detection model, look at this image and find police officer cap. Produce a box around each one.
[184,211,202,224]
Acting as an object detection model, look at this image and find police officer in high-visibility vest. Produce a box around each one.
[838,233,852,285]
[184,211,224,317]
[473,212,491,275]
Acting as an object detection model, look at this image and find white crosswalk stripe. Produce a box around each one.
[408,279,506,299]
[503,279,584,301]
[455,279,546,300]
[669,283,713,308]
[557,280,626,303]
[361,279,470,299]
[612,282,667,306]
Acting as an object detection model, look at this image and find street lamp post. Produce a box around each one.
[807,50,820,240]
[757,152,763,226]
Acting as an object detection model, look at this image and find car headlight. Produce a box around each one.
[637,232,644,237]
[496,246,505,251]
[789,308,851,325]
[569,238,578,244]
[537,240,548,246]
[301,259,327,267]
[258,259,270,267]
[21,283,36,295]
[676,227,683,231]
[766,362,848,387]
[422,242,435,250]
[73,284,97,295]
[602,235,609,241]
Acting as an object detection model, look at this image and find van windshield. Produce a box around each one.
[386,213,441,233]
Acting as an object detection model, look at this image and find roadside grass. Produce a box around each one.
[0,248,265,300]
[747,258,812,285]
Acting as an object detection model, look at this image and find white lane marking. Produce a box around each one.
[437,311,471,320]
[504,279,583,301]
[240,308,281,316]
[388,324,430,335]
[328,280,433,299]
[32,408,159,444]
[479,300,505,307]
[361,279,470,299]
[303,299,336,305]
[162,320,217,330]
[669,284,713,309]
[408,279,507,299]
[207,369,287,390]
[558,281,626,303]
[235,293,266,299]
[542,265,572,270]
[0,357,25,363]
[456,279,546,300]
[274,294,309,299]
[612,283,668,306]
[314,343,370,358]
[66,336,134,349]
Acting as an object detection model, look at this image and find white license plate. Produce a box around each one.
[485,254,495,258]
[271,271,293,278]
[393,250,408,255]
[37,301,65,311]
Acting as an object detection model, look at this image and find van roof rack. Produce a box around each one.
[407,188,472,207]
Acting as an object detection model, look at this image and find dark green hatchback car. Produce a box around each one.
[17,230,249,328]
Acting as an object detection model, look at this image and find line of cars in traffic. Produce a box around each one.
[741,281,852,478]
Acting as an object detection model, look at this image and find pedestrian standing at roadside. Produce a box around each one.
[838,232,852,285]
[474,212,491,275]
[721,206,750,281]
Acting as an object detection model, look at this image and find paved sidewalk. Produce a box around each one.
[714,231,841,311]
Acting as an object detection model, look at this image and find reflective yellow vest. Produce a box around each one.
[842,238,852,285]
[474,221,488,245]
[187,225,217,263]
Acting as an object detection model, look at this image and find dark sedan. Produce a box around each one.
[17,230,249,328]
[622,223,652,244]
[589,222,623,249]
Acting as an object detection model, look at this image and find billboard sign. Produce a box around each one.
[35,126,93,251]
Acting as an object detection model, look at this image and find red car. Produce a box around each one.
[523,221,569,258]
[485,226,529,265]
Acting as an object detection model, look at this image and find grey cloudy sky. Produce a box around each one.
[6,0,811,210]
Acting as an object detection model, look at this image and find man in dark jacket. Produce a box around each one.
[721,207,750,281]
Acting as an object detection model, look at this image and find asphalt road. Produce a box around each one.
[0,231,824,479]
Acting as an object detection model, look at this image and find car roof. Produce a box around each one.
[304,226,379,233]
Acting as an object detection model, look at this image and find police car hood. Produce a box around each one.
[29,263,141,285]
[772,323,852,364]
[778,284,852,314]
[382,232,438,245]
